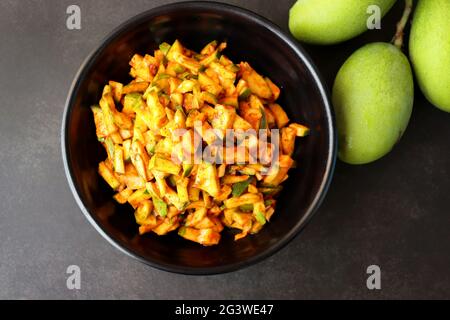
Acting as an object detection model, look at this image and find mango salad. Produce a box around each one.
[91,40,309,246]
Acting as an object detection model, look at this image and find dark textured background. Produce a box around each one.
[0,0,449,299]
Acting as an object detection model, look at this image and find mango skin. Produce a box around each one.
[289,0,397,45]
[332,43,414,164]
[409,0,450,112]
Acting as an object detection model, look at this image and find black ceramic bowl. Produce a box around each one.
[62,1,336,274]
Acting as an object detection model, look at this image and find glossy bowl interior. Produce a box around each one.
[62,1,336,274]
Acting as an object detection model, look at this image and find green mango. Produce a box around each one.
[332,43,414,164]
[409,0,450,112]
[289,0,397,45]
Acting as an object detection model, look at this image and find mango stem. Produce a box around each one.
[392,0,414,49]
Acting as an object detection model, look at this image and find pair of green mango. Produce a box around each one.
[289,0,450,164]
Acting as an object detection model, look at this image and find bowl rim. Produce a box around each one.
[61,0,337,275]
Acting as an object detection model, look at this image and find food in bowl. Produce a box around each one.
[91,39,309,246]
